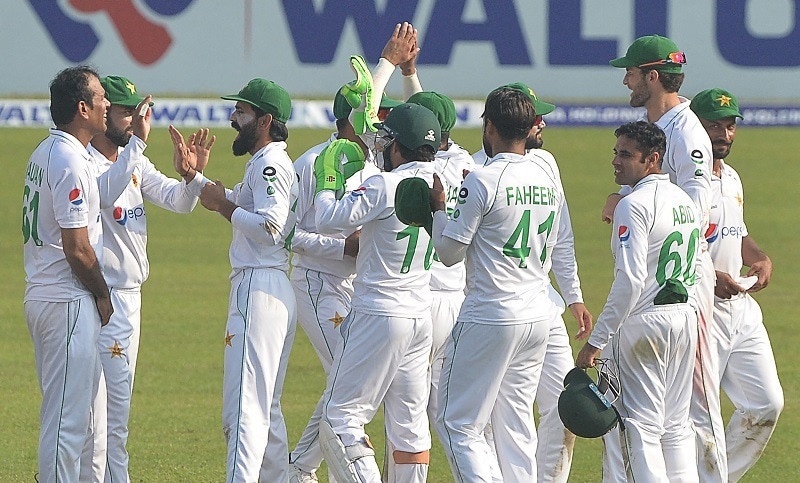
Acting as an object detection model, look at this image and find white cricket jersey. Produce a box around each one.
[442,152,564,325]
[473,146,584,305]
[227,141,297,271]
[430,141,474,292]
[23,129,103,302]
[291,133,380,278]
[589,174,701,350]
[88,144,204,289]
[706,161,748,284]
[529,149,584,306]
[621,98,713,228]
[314,161,436,318]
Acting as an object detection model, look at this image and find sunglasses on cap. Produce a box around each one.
[637,51,687,68]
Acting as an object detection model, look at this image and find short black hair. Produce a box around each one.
[614,121,666,165]
[49,65,99,126]
[397,142,435,162]
[640,68,684,93]
[482,88,536,141]
[252,105,289,142]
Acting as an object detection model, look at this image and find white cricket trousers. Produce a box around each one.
[223,267,297,483]
[323,311,433,482]
[612,304,698,483]
[691,250,730,483]
[82,287,142,483]
[26,295,102,483]
[716,294,783,481]
[436,319,549,483]
[288,268,352,474]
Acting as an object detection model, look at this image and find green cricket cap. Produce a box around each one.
[690,88,744,121]
[374,103,441,151]
[395,177,433,236]
[332,91,402,121]
[500,82,555,115]
[222,79,292,123]
[100,75,152,108]
[610,35,686,74]
[406,91,457,132]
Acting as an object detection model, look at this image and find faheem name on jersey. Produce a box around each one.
[672,205,696,225]
[505,185,558,206]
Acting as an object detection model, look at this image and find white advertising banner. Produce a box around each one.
[2,1,799,103]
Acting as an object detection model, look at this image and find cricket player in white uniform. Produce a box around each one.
[430,87,562,482]
[604,35,716,482]
[81,75,214,483]
[690,88,783,481]
[23,66,151,483]
[286,92,380,482]
[577,121,700,483]
[196,79,298,483]
[313,103,442,482]
[471,82,593,483]
[288,26,422,483]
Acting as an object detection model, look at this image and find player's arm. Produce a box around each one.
[62,227,112,327]
[430,173,477,267]
[139,156,208,214]
[742,235,772,292]
[97,96,152,208]
[671,132,713,224]
[397,26,423,100]
[551,198,593,338]
[314,174,388,235]
[583,202,649,358]
[202,159,295,246]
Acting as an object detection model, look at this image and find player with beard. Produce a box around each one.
[603,35,716,482]
[185,79,298,482]
[472,82,593,483]
[690,88,783,481]
[82,75,214,483]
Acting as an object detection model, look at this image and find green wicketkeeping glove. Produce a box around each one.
[314,139,366,196]
[339,55,378,135]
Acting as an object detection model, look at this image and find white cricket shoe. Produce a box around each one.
[288,463,319,483]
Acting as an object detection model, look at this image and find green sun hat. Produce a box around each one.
[395,177,433,236]
[221,79,292,123]
[690,88,744,121]
[500,82,555,115]
[406,91,457,132]
[100,75,153,107]
[609,35,687,74]
[373,103,441,151]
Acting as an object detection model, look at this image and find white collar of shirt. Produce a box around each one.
[50,128,91,160]
[485,151,526,166]
[656,96,691,128]
[391,160,432,173]
[631,173,669,190]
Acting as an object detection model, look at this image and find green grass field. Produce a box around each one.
[1,126,798,481]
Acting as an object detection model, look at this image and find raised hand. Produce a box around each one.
[189,128,216,172]
[169,124,196,177]
[131,95,152,142]
[398,26,419,75]
[381,22,418,66]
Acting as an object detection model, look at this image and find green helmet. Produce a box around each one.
[374,103,441,151]
[558,367,619,438]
